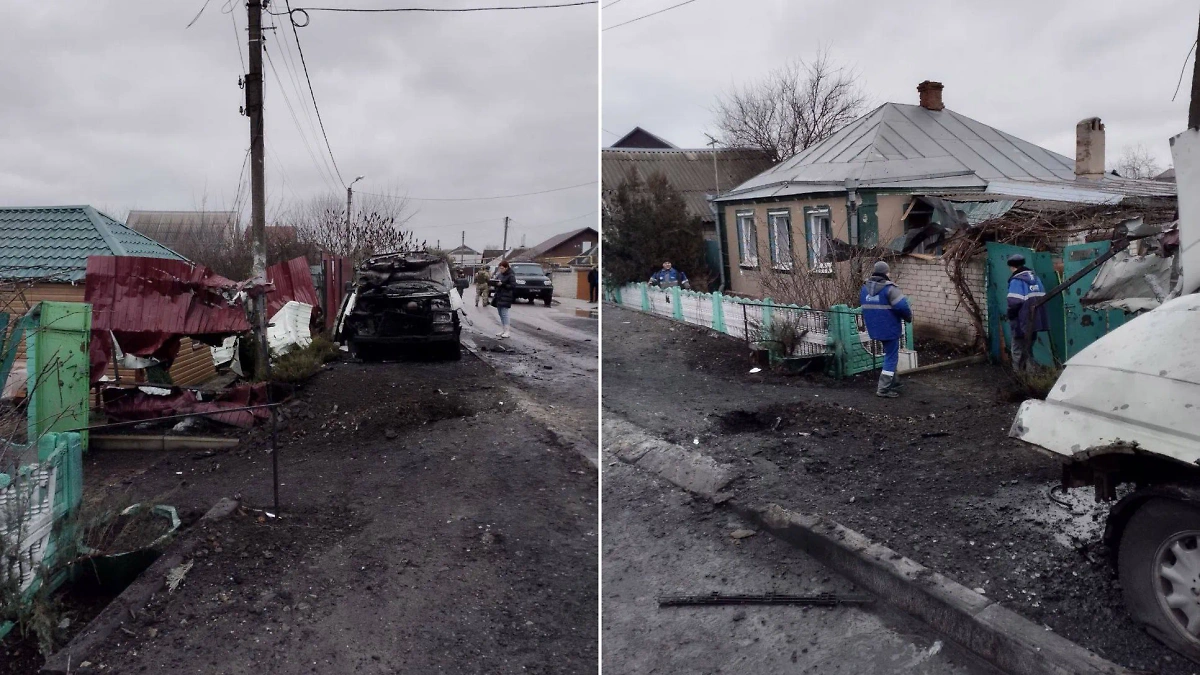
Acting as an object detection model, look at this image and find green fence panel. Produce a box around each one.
[671,286,684,320]
[640,283,650,312]
[27,302,92,450]
[712,292,726,333]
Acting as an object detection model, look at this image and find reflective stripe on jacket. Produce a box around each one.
[1006,268,1049,338]
[859,275,912,342]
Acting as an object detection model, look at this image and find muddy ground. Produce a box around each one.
[8,350,596,674]
[603,438,999,675]
[602,305,1191,674]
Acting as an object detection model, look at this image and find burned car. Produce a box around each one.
[490,262,553,306]
[334,251,463,360]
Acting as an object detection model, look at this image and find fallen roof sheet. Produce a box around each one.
[266,256,319,318]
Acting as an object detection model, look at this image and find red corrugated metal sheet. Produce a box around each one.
[101,382,270,428]
[265,256,319,318]
[87,256,248,334]
[85,256,250,383]
[321,255,352,331]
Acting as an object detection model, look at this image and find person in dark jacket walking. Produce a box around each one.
[454,270,469,298]
[1006,254,1049,371]
[492,260,516,338]
[860,261,913,398]
[473,268,490,307]
[587,266,599,303]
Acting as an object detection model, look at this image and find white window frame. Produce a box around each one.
[736,210,758,269]
[767,209,793,271]
[807,208,833,274]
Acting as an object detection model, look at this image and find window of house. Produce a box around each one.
[736,211,758,268]
[805,208,833,274]
[767,209,792,270]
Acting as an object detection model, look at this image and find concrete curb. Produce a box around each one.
[604,415,1132,675]
[41,498,240,675]
[603,418,737,498]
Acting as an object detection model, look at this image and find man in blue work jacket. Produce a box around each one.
[860,261,913,398]
[1006,254,1049,371]
[649,261,690,289]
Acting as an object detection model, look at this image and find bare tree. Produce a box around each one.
[713,48,868,162]
[280,189,422,262]
[1114,144,1163,180]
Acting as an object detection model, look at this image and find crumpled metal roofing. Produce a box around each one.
[718,103,1177,204]
[0,206,188,281]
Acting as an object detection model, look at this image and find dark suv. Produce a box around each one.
[334,251,462,360]
[492,262,553,306]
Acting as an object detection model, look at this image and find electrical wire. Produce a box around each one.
[264,35,344,193]
[283,0,346,188]
[1173,39,1198,102]
[276,1,597,19]
[268,13,344,192]
[358,181,596,202]
[602,0,697,31]
[602,0,626,7]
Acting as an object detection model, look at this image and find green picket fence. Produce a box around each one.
[605,283,913,377]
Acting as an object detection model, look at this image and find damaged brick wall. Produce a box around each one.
[893,256,987,346]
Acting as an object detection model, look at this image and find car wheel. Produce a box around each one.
[543,295,552,306]
[1118,498,1200,663]
[442,341,462,361]
[349,340,372,362]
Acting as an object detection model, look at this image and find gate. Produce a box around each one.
[1061,242,1129,360]
[985,243,1063,367]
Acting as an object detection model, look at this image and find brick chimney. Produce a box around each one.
[1075,117,1105,179]
[917,81,944,111]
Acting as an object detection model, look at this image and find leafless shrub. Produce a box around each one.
[713,47,868,162]
[1113,144,1163,180]
[756,255,876,310]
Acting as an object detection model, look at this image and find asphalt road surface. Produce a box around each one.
[602,440,999,675]
[460,287,598,465]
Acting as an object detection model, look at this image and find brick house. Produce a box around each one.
[513,227,598,267]
[713,81,1175,344]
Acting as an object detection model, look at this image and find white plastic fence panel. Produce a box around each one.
[682,292,711,328]
[0,463,57,592]
[645,287,671,318]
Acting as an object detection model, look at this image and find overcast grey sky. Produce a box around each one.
[603,0,1195,176]
[0,1,598,252]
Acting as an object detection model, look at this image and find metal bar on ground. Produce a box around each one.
[658,592,874,608]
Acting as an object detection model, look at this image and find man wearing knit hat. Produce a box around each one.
[859,260,913,397]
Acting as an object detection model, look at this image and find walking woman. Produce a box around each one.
[492,260,516,338]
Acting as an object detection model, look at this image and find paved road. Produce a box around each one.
[460,287,598,465]
[602,440,998,675]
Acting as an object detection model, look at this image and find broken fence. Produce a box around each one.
[604,283,914,377]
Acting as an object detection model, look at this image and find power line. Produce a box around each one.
[283,0,346,188]
[510,210,597,230]
[602,128,620,137]
[601,0,626,7]
[358,180,596,202]
[277,1,596,19]
[1173,39,1198,102]
[267,12,343,192]
[603,0,697,30]
[263,31,343,192]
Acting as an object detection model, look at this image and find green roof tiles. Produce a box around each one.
[0,206,188,281]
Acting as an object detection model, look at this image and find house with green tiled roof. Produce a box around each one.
[0,206,215,388]
[0,205,187,282]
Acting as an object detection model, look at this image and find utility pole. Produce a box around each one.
[460,230,465,266]
[502,216,510,251]
[345,175,365,256]
[245,0,278,514]
[1190,9,1200,129]
[247,0,268,382]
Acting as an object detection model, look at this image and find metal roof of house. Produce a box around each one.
[447,245,480,255]
[0,206,188,281]
[520,226,598,259]
[603,147,776,220]
[610,127,677,149]
[718,103,1176,203]
[126,210,237,249]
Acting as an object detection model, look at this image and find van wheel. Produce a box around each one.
[1119,498,1200,663]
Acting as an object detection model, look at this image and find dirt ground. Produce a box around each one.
[9,351,597,674]
[602,305,1192,675]
[602,439,999,675]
